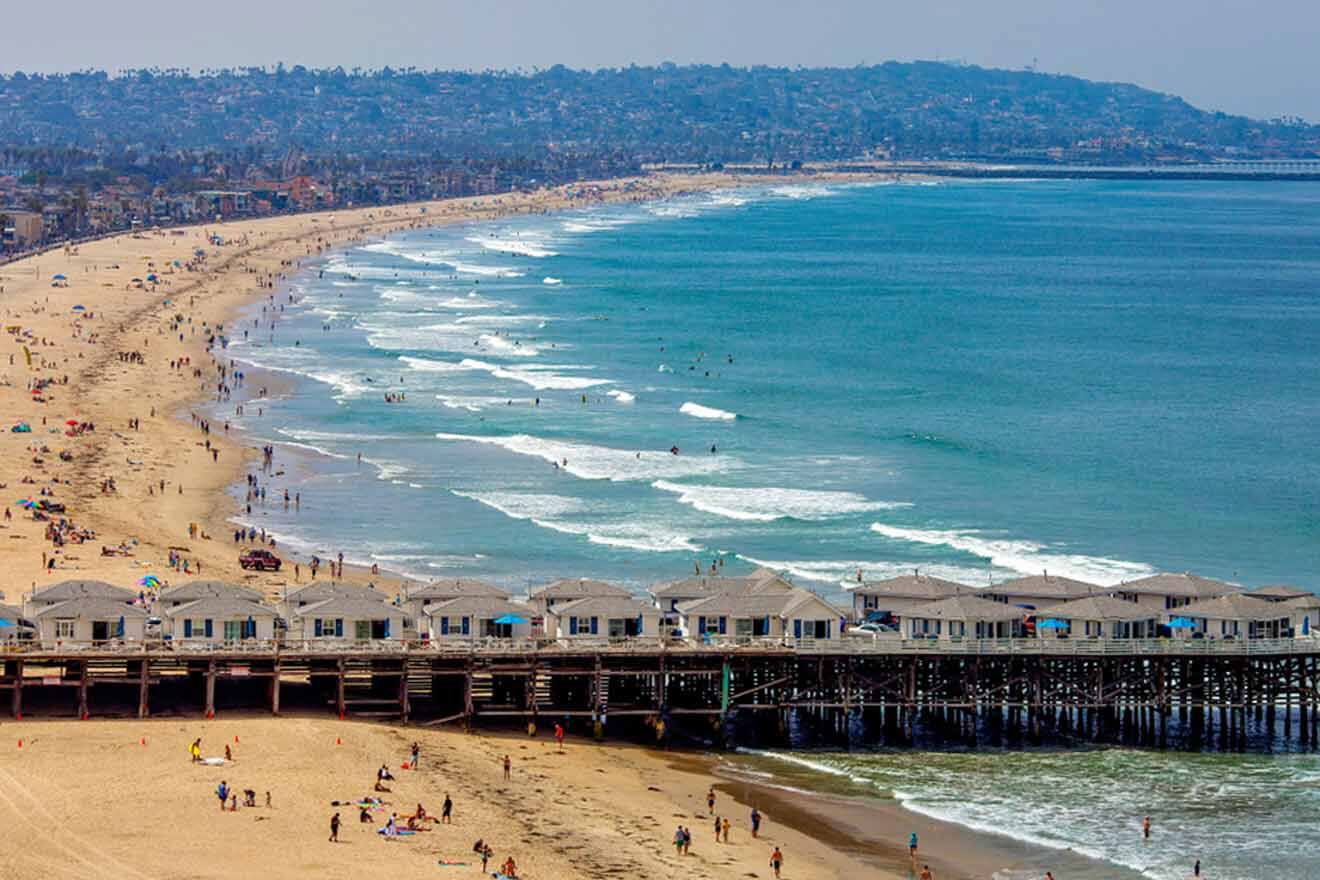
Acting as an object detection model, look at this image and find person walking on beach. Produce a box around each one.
[909,830,919,859]
[750,806,761,838]
[190,738,202,763]
[216,780,229,811]
[769,846,783,879]
[441,793,452,824]
[409,742,420,769]
[1143,816,1152,839]
[1194,859,1201,877]
[707,787,716,814]
[481,843,493,872]
[673,826,685,856]
[714,815,722,842]
[722,817,730,843]
[555,722,565,751]
[919,865,933,880]
[503,754,512,780]
[329,812,340,842]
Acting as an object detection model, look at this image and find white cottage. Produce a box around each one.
[33,597,147,644]
[163,597,277,644]
[545,596,661,640]
[425,596,533,641]
[402,578,509,624]
[1112,572,1235,613]
[1036,595,1160,639]
[848,573,966,622]
[157,580,265,609]
[1172,593,1300,639]
[289,595,406,642]
[903,595,1026,640]
[678,587,848,642]
[983,574,1100,609]
[25,579,138,616]
[528,578,632,614]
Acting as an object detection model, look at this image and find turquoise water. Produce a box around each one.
[731,748,1320,880]
[221,179,1320,597]
[218,179,1320,877]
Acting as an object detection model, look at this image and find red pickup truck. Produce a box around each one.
[239,548,282,571]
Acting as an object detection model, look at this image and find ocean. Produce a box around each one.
[220,178,1320,596]
[218,178,1320,878]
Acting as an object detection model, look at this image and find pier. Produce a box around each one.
[3,638,1317,752]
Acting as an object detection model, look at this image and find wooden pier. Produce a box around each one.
[2,638,1318,751]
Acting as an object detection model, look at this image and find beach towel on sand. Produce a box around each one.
[200,757,226,766]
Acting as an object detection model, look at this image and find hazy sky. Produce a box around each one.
[2,0,1317,120]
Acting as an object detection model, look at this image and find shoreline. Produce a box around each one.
[0,170,887,602]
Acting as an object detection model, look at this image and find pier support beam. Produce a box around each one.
[77,661,89,720]
[138,659,150,719]
[269,660,281,716]
[204,660,217,719]
[11,660,22,719]
[399,662,410,724]
[335,659,346,719]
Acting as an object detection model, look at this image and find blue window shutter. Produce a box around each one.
[636,614,643,634]
[718,616,727,634]
[589,616,598,635]
[698,615,706,634]
[569,616,577,635]
[314,619,322,637]
[441,617,449,635]
[763,615,770,634]
[383,618,390,638]
[334,618,343,638]
[184,619,193,638]
[461,616,469,635]
[794,619,802,639]
[204,619,213,638]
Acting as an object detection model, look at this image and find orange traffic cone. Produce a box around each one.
[140,737,147,746]
[335,736,342,746]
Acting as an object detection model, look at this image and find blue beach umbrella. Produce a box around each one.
[494,614,529,625]
[1168,617,1196,628]
[0,618,14,628]
[52,273,66,280]
[1037,618,1069,630]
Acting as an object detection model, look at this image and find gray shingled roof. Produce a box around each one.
[30,580,137,604]
[33,597,148,619]
[851,574,968,600]
[991,574,1100,600]
[163,597,277,619]
[1041,595,1156,622]
[285,581,383,606]
[1246,584,1312,601]
[1177,592,1292,621]
[406,578,510,601]
[547,596,659,618]
[291,596,402,619]
[160,580,265,605]
[678,587,845,620]
[531,579,632,600]
[1118,572,1236,598]
[423,596,529,618]
[905,595,1026,622]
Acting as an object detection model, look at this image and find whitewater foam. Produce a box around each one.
[680,401,737,420]
[869,523,1155,585]
[468,235,558,258]
[458,359,610,390]
[454,490,703,554]
[653,481,907,522]
[435,433,734,481]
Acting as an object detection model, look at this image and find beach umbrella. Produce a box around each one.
[72,304,85,311]
[0,618,13,627]
[146,273,158,281]
[494,614,529,625]
[138,574,161,589]
[1168,617,1196,628]
[66,419,79,426]
[52,273,66,280]
[1037,618,1069,629]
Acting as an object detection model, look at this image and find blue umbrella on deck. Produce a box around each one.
[52,274,66,280]
[1168,617,1196,628]
[494,614,529,625]
[0,618,14,628]
[1037,618,1069,630]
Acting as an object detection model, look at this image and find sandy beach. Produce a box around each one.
[0,172,786,602]
[0,716,897,880]
[0,170,1060,880]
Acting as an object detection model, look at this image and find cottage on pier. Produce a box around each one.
[162,597,277,644]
